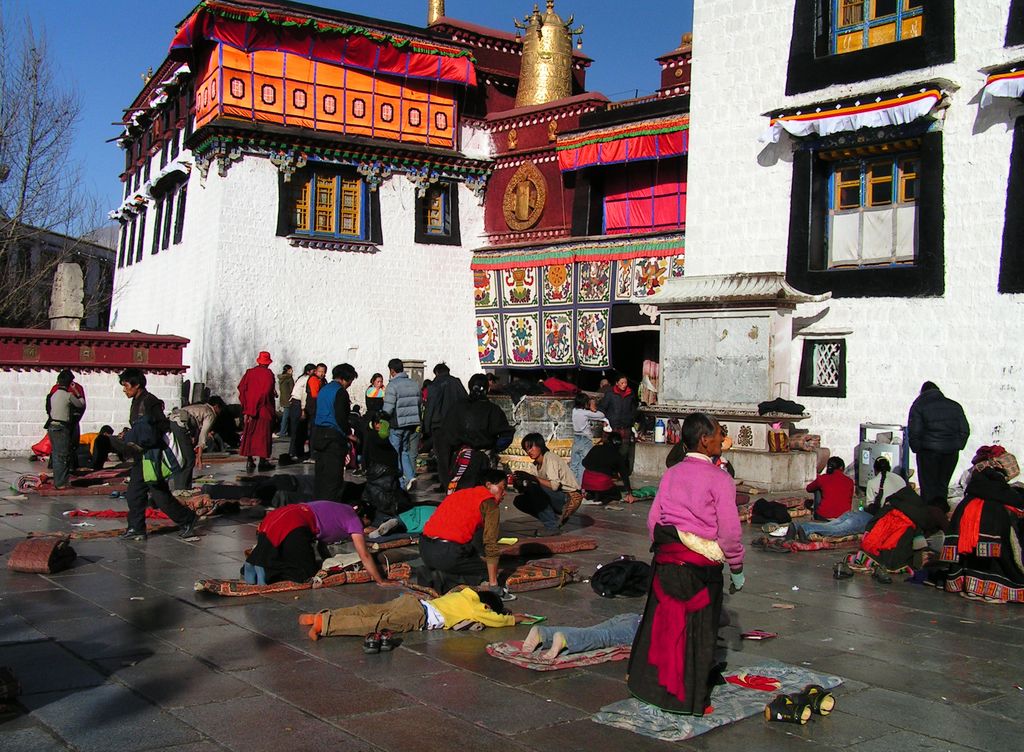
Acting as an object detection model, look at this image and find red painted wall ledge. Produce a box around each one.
[0,328,189,374]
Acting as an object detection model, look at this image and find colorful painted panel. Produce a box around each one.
[577,310,610,368]
[476,315,502,366]
[501,268,538,308]
[578,260,612,303]
[633,257,670,298]
[671,254,685,278]
[615,260,633,300]
[195,45,457,149]
[543,312,574,366]
[474,270,498,309]
[505,313,540,366]
[542,263,573,306]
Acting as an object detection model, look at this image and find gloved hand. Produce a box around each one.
[729,570,745,593]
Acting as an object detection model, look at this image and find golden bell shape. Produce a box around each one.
[514,0,583,108]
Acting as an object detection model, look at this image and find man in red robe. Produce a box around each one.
[238,351,277,473]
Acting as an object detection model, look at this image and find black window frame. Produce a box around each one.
[173,185,188,245]
[786,125,944,298]
[150,198,163,255]
[999,116,1024,293]
[414,181,461,246]
[1009,0,1024,47]
[125,217,137,266]
[117,222,128,268]
[785,0,956,96]
[797,338,847,398]
[135,208,147,264]
[161,187,175,250]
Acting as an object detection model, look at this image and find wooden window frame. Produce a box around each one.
[286,169,373,242]
[831,0,924,55]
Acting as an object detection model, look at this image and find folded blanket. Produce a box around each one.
[499,535,598,558]
[486,640,630,671]
[505,558,582,593]
[370,536,419,552]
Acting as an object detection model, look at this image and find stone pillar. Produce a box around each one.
[48,262,85,331]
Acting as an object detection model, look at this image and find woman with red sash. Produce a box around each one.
[628,413,744,715]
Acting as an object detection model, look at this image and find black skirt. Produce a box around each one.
[627,530,724,715]
[246,527,318,584]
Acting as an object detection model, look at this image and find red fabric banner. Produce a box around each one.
[171,10,476,87]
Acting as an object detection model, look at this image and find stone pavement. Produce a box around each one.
[2,448,1023,752]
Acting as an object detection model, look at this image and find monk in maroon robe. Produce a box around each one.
[238,351,276,473]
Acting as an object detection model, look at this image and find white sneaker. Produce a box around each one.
[368,517,401,540]
[405,477,416,492]
[582,498,604,506]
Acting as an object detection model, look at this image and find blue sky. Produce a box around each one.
[13,0,692,218]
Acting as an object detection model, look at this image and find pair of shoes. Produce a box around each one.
[119,528,147,541]
[178,516,198,539]
[871,566,893,585]
[257,461,275,472]
[363,629,397,654]
[765,686,834,725]
[368,518,400,540]
[245,458,256,474]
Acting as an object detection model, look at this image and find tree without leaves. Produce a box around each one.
[0,15,106,328]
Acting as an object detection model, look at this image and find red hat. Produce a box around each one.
[256,351,273,365]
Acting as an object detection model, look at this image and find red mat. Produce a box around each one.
[499,535,597,558]
[193,562,413,597]
[486,640,630,671]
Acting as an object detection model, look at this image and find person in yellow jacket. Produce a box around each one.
[298,586,528,641]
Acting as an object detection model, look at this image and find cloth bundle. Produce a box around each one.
[7,536,77,573]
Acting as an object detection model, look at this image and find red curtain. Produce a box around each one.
[603,158,687,235]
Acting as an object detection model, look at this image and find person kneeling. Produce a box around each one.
[300,587,528,641]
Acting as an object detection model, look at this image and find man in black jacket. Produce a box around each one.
[908,381,970,511]
[118,368,197,540]
[423,363,468,490]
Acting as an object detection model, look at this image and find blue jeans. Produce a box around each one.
[536,613,641,654]
[513,485,565,531]
[389,426,420,488]
[569,434,592,484]
[278,408,289,436]
[796,509,871,538]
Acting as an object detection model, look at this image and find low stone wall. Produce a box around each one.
[634,442,818,492]
[0,370,183,455]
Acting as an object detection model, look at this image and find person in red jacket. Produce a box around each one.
[806,456,855,520]
[417,468,509,595]
[238,351,277,474]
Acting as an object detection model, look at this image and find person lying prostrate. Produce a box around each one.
[299,587,529,641]
[581,430,635,504]
[521,613,641,661]
[244,501,399,586]
[806,456,855,520]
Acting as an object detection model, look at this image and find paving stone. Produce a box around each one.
[0,641,107,695]
[36,615,175,661]
[21,685,201,752]
[0,612,48,644]
[845,730,980,752]
[521,669,633,712]
[0,726,72,752]
[397,668,585,734]
[151,622,306,671]
[514,718,685,752]
[97,652,262,708]
[168,694,372,752]
[338,704,535,752]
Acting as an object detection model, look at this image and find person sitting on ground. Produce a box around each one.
[628,412,744,716]
[940,457,1024,603]
[806,456,855,520]
[416,469,509,595]
[299,586,529,641]
[441,373,514,492]
[847,484,944,583]
[780,456,906,541]
[243,500,399,586]
[511,433,583,534]
[521,613,642,661]
[581,430,635,504]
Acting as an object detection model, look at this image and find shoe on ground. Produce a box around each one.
[257,461,275,472]
[368,518,400,540]
[872,567,893,585]
[363,631,382,654]
[178,516,198,539]
[119,528,147,541]
[582,498,605,506]
[761,522,784,534]
[245,458,256,474]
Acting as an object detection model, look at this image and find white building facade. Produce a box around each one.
[685,0,1024,474]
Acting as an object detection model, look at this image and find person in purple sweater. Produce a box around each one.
[627,412,744,716]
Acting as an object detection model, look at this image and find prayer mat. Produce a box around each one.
[17,469,130,494]
[28,520,179,540]
[750,535,861,553]
[505,558,582,593]
[370,536,419,552]
[593,659,843,742]
[846,549,913,575]
[199,454,243,464]
[499,535,598,558]
[193,562,413,597]
[486,640,630,671]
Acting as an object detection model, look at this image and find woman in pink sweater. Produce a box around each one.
[627,413,744,716]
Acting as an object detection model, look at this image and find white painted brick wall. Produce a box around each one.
[0,370,183,455]
[689,0,1024,477]
[112,124,491,406]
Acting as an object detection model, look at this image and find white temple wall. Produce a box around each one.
[191,157,484,402]
[687,0,1024,474]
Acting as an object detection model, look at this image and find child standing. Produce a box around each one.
[570,393,606,483]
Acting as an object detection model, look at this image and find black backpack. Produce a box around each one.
[590,555,651,598]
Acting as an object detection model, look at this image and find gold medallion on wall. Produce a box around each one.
[503,161,547,231]
[507,128,518,150]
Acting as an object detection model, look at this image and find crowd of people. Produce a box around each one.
[37,360,1024,721]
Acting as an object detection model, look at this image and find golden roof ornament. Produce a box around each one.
[427,0,445,26]
[513,0,583,108]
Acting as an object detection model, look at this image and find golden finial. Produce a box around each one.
[427,0,445,26]
[513,0,583,107]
